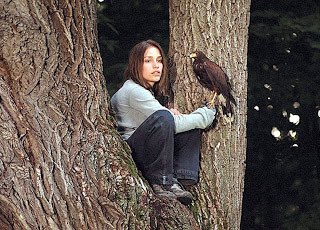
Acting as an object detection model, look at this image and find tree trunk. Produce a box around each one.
[168,0,250,229]
[0,0,203,229]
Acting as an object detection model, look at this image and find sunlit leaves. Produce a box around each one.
[271,126,281,139]
[288,113,300,125]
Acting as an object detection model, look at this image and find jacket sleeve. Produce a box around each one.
[173,107,216,133]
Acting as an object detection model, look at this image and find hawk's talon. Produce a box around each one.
[207,92,217,108]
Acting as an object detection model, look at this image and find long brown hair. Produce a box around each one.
[124,40,168,97]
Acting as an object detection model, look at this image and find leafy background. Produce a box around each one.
[97,0,320,229]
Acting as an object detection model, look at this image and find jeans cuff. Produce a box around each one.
[148,174,173,185]
[174,169,198,181]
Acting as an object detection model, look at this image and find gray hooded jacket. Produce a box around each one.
[111,80,216,140]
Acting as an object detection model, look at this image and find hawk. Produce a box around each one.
[190,51,236,116]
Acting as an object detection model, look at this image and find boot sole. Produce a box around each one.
[177,196,193,205]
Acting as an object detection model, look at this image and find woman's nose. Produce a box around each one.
[153,61,160,68]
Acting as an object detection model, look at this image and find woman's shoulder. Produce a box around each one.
[112,80,153,102]
[125,80,152,95]
[114,80,139,94]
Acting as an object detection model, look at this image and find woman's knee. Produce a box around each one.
[153,110,175,129]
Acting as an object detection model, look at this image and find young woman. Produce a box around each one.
[111,40,216,205]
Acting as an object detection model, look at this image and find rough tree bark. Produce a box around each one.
[0,0,141,229]
[168,0,250,229]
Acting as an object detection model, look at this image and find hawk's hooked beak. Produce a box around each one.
[189,53,197,58]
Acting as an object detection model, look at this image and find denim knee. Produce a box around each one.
[152,110,175,132]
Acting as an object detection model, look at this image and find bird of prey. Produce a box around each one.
[190,51,236,116]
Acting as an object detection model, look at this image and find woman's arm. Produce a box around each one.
[173,107,216,133]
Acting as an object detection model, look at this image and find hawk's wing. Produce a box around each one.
[193,62,216,91]
[203,60,233,100]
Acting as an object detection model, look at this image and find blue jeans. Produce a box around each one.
[127,110,201,185]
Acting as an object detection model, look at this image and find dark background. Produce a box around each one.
[97,0,320,229]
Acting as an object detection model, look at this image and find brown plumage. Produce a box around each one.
[190,51,236,116]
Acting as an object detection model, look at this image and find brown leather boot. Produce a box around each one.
[167,183,193,205]
[151,184,177,199]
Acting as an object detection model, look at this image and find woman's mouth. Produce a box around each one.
[152,71,161,75]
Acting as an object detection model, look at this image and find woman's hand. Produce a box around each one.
[170,108,181,115]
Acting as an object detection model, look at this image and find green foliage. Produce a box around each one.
[97,2,120,54]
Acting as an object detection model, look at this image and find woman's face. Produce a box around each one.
[142,46,163,86]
